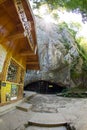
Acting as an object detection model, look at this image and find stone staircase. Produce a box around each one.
[16,102,32,112]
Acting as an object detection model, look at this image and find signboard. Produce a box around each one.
[49,85,53,88]
[6,83,11,102]
[14,0,34,50]
[0,45,7,73]
[1,87,6,103]
[1,82,6,103]
[11,84,17,100]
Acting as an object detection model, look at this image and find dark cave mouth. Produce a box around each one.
[24,80,66,94]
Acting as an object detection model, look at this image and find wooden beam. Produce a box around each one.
[14,0,34,51]
[26,65,40,70]
[0,0,6,5]
[19,51,35,56]
[26,57,39,62]
[34,45,37,54]
[26,62,39,65]
[2,1,20,25]
[7,32,24,40]
[27,64,40,67]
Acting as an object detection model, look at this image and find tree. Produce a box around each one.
[30,0,87,22]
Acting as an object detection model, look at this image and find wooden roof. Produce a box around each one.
[0,0,40,70]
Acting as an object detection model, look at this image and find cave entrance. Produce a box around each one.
[24,80,65,94]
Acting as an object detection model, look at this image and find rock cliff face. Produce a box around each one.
[25,17,81,87]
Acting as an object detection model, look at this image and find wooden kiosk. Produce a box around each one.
[0,0,39,106]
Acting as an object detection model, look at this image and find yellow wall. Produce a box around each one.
[0,44,25,105]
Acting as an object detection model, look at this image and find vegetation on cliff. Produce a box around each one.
[27,0,87,89]
[30,0,87,22]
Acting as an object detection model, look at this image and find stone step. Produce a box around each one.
[28,121,67,127]
[23,91,36,99]
[28,112,66,126]
[0,100,23,116]
[16,103,32,112]
[25,126,67,130]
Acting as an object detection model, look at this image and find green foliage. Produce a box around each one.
[68,22,81,38]
[81,61,87,87]
[59,22,68,29]
[77,37,87,54]
[68,28,77,38]
[59,21,80,39]
[70,37,87,88]
[82,60,87,71]
[64,0,87,11]
[31,0,87,22]
[76,41,87,61]
[60,86,87,98]
[52,13,59,20]
[45,0,64,9]
[70,57,80,79]
[64,43,70,50]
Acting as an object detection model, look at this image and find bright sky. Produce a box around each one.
[57,10,87,38]
[30,1,87,39]
[58,10,82,23]
[79,23,87,38]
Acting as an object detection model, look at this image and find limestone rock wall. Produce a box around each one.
[25,17,81,87]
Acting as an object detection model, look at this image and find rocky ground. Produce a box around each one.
[28,94,87,130]
[1,94,87,130]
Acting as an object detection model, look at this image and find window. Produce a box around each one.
[7,60,18,82]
